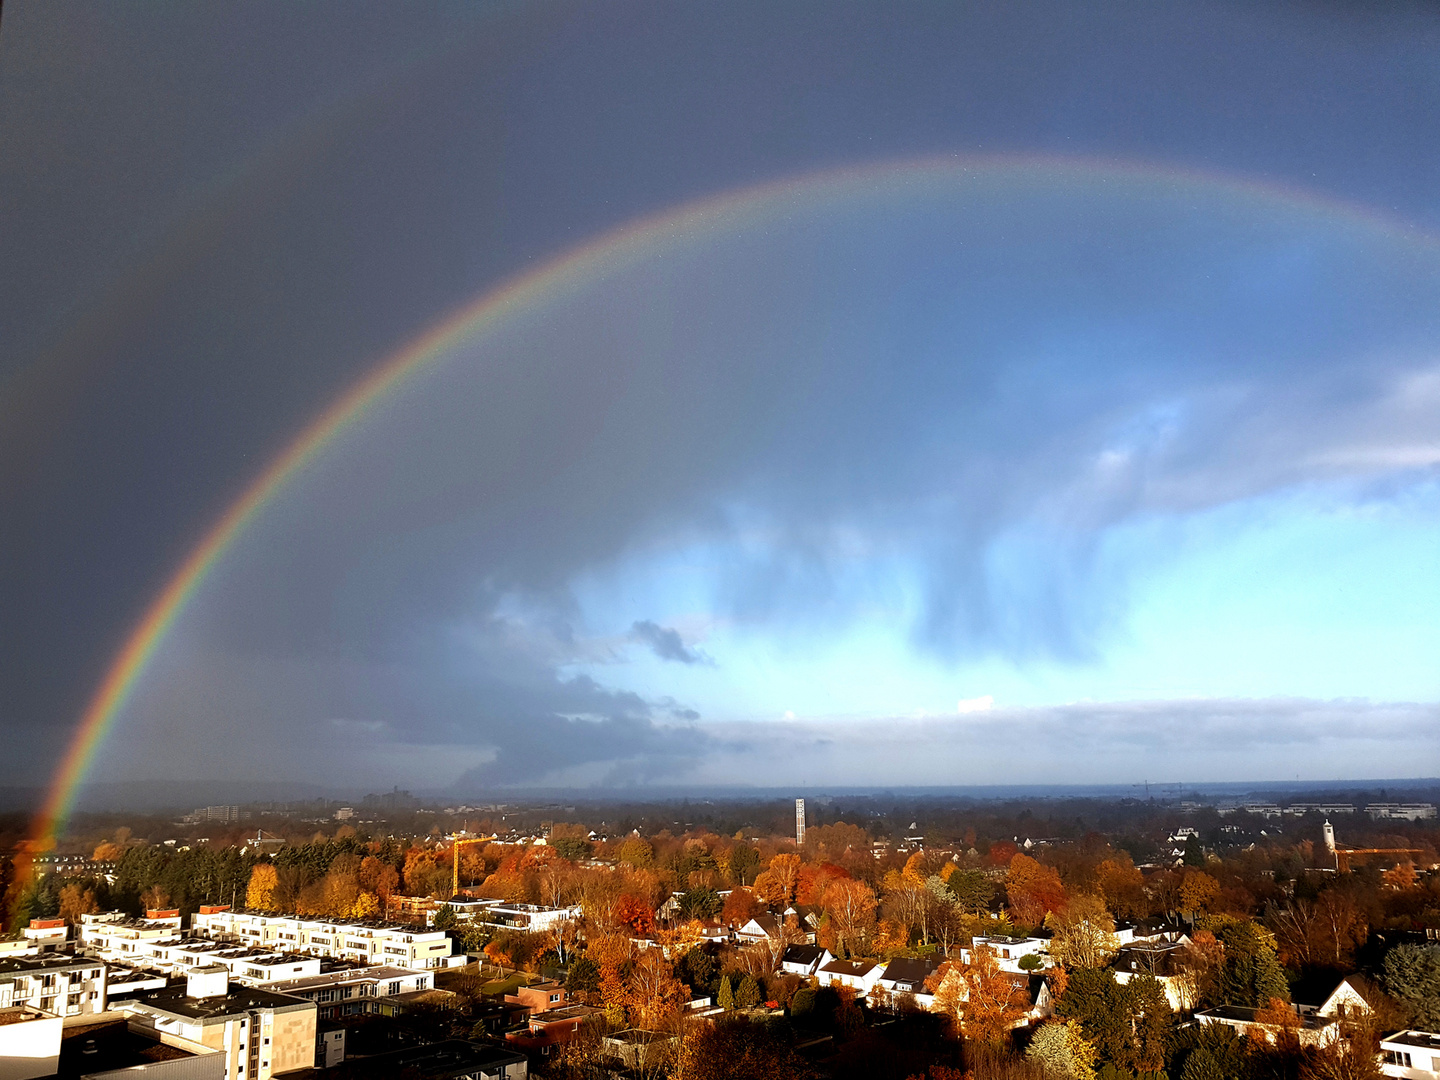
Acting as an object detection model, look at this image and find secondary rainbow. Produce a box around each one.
[24,153,1436,868]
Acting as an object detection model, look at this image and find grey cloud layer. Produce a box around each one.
[693,699,1440,788]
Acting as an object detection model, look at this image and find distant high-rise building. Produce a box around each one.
[795,798,806,848]
[186,805,239,824]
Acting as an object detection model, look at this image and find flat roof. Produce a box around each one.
[134,983,312,1021]
[335,1039,525,1078]
[1386,1030,1440,1049]
[533,1005,599,1024]
[0,954,95,975]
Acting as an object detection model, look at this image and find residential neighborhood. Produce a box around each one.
[1,792,1437,1078]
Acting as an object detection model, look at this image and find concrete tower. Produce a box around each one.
[1323,819,1336,853]
[795,798,806,849]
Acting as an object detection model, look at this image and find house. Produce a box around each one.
[1381,1030,1440,1077]
[1302,975,1382,1021]
[604,1029,677,1071]
[505,981,568,1015]
[0,1005,61,1080]
[780,944,833,978]
[264,962,434,1019]
[1113,941,1195,1011]
[874,957,942,1009]
[1194,1004,1340,1047]
[735,915,784,944]
[876,957,941,996]
[1006,973,1054,1028]
[816,959,885,994]
[189,907,462,970]
[961,935,1050,973]
[506,1004,603,1062]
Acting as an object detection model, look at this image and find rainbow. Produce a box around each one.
[21,153,1436,871]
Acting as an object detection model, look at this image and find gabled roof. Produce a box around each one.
[818,959,881,979]
[879,957,940,990]
[781,944,828,966]
[739,915,782,937]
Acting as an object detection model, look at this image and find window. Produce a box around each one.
[388,982,402,996]
[1382,1049,1411,1068]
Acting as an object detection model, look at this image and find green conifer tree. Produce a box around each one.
[736,974,761,1007]
[717,974,734,1010]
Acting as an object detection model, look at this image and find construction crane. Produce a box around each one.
[450,835,497,900]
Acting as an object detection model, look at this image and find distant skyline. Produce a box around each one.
[3,3,1439,796]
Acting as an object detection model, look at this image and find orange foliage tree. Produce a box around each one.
[612,893,656,937]
[928,945,1029,1045]
[1005,853,1066,926]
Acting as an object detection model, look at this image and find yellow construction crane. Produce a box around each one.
[450,835,497,899]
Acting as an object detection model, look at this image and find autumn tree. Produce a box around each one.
[721,887,763,928]
[1006,854,1066,927]
[625,950,687,1029]
[358,856,399,903]
[618,836,655,869]
[1026,1020,1098,1080]
[1046,894,1118,970]
[752,853,802,908]
[929,946,1029,1045]
[57,883,98,924]
[1093,855,1147,922]
[612,893,656,937]
[140,884,171,912]
[246,863,279,911]
[1178,871,1221,917]
[673,1016,822,1080]
[819,877,878,958]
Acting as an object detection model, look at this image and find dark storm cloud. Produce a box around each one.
[630,621,708,666]
[4,2,1440,789]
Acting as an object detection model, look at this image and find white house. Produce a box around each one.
[779,945,833,978]
[1381,1030,1440,1078]
[816,959,885,994]
[961,935,1050,973]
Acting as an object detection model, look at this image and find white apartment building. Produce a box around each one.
[456,900,582,934]
[0,953,108,1017]
[1368,804,1438,822]
[79,910,184,966]
[189,906,460,970]
[0,1005,62,1080]
[263,963,433,1020]
[120,967,314,1080]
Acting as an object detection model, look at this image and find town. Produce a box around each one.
[2,788,1437,1080]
